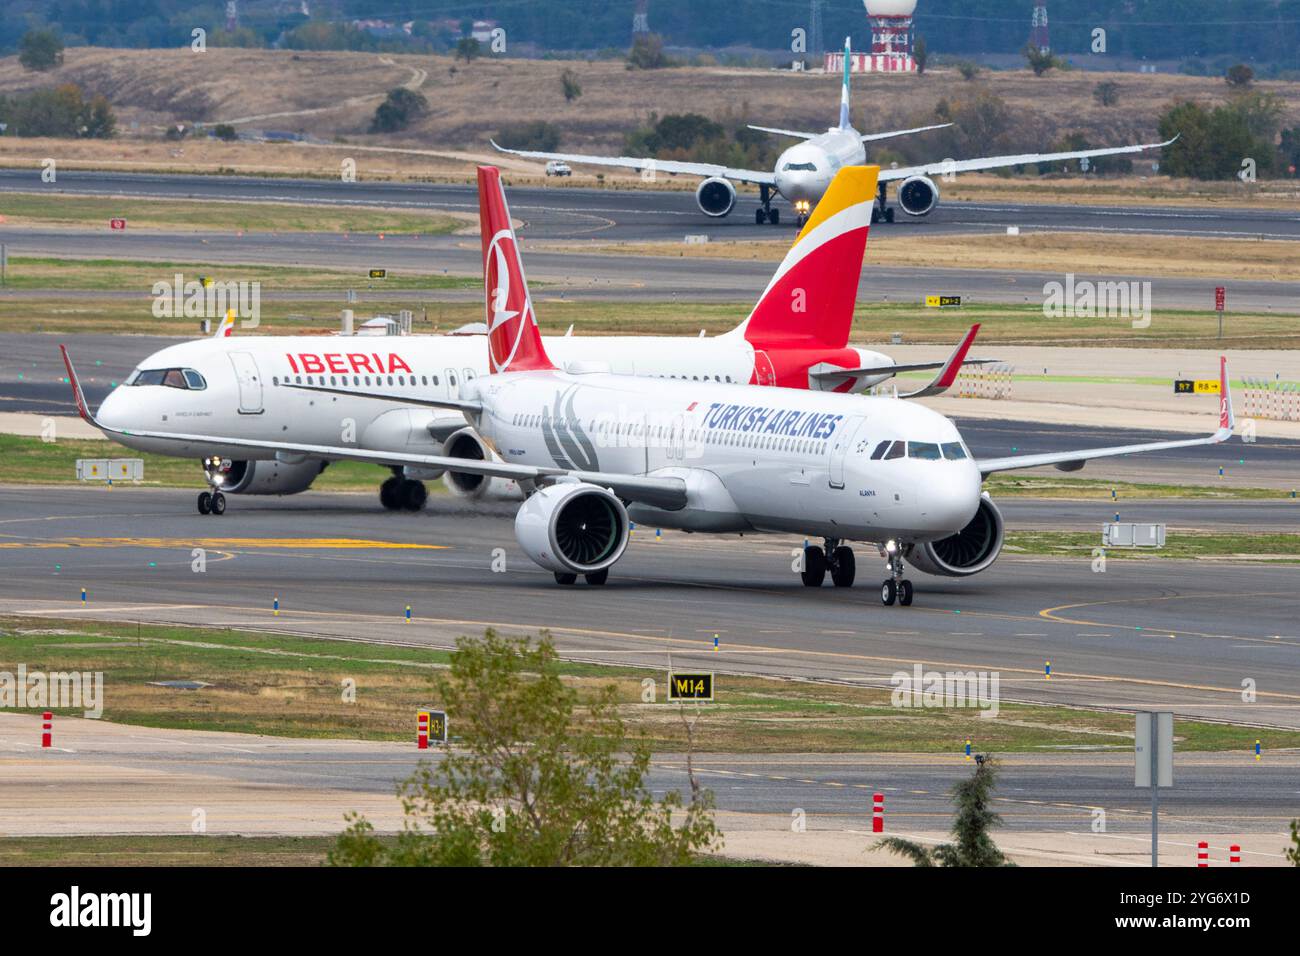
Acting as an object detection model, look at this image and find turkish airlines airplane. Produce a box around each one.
[62,172,1237,605]
[79,165,984,516]
[494,37,1175,229]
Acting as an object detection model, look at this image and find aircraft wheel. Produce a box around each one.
[830,546,856,587]
[400,479,428,512]
[755,208,767,225]
[899,579,914,606]
[210,492,226,516]
[585,568,609,586]
[379,476,401,511]
[885,207,895,223]
[801,545,826,587]
[769,207,780,225]
[554,572,578,585]
[880,579,897,606]
[197,491,212,515]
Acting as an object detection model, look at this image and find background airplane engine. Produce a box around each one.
[515,482,630,575]
[907,495,1004,577]
[695,177,737,217]
[896,174,940,217]
[204,458,325,495]
[440,427,524,501]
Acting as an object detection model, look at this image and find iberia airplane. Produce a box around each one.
[74,165,983,515]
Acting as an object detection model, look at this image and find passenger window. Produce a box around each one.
[909,442,942,461]
[941,442,968,460]
[884,441,906,460]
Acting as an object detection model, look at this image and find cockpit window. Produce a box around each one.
[781,161,818,172]
[883,441,906,460]
[941,442,968,460]
[126,367,206,390]
[870,440,891,460]
[909,442,942,461]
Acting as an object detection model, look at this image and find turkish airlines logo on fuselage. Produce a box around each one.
[485,228,533,373]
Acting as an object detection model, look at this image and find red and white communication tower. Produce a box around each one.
[1030,3,1050,54]
[828,0,917,73]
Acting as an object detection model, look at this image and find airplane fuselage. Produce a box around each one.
[772,127,867,207]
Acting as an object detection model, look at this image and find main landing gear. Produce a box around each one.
[754,184,781,226]
[870,181,896,224]
[801,539,856,588]
[553,569,609,586]
[196,490,226,515]
[879,547,913,607]
[380,473,428,512]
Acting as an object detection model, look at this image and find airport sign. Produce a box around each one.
[667,672,714,702]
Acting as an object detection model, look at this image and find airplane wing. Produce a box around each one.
[747,124,817,140]
[878,136,1177,182]
[60,346,688,511]
[860,122,952,144]
[975,356,1234,478]
[809,324,989,398]
[489,140,776,186]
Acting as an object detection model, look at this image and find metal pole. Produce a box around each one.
[1151,713,1159,868]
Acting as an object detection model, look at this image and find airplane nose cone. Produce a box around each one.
[919,467,981,533]
[95,386,130,431]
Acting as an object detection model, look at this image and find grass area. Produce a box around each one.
[0,616,1291,753]
[0,193,460,235]
[0,432,393,491]
[985,475,1297,500]
[575,231,1300,283]
[1006,530,1300,561]
[0,834,342,867]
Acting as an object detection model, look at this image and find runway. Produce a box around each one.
[2,486,1298,729]
[4,169,1299,243]
[3,170,1298,314]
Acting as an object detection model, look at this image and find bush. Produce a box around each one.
[1093,81,1120,107]
[1158,97,1279,180]
[496,120,561,152]
[627,33,669,70]
[561,69,582,103]
[212,124,238,142]
[0,84,115,138]
[369,88,429,134]
[1023,43,1062,76]
[19,29,64,71]
[1225,63,1254,88]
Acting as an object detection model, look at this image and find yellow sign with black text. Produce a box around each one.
[369,269,387,279]
[667,672,714,702]
[925,295,962,308]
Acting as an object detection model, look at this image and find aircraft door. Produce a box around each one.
[828,416,867,489]
[229,351,264,415]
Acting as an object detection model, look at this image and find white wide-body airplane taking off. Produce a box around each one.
[494,37,1174,228]
[78,166,985,515]
[64,165,1236,605]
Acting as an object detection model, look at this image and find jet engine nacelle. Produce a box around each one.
[515,482,630,574]
[896,175,940,217]
[204,458,326,496]
[695,177,737,218]
[908,495,1004,577]
[440,427,524,502]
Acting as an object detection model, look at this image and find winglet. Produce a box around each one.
[59,344,97,427]
[898,324,981,399]
[1219,355,1235,437]
[214,309,235,338]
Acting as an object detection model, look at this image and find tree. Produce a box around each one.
[876,756,1014,867]
[0,84,115,139]
[370,87,429,134]
[956,61,980,81]
[19,29,64,72]
[496,120,561,152]
[627,33,669,70]
[1225,63,1254,89]
[913,35,928,75]
[455,37,481,63]
[212,124,238,142]
[1093,81,1120,107]
[1023,43,1060,76]
[327,631,720,866]
[1287,819,1300,866]
[560,69,582,103]
[1158,97,1278,180]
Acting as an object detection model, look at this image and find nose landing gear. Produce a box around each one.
[879,547,913,606]
[196,490,226,515]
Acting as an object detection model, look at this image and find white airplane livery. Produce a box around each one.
[64,170,1237,606]
[494,37,1174,228]
[80,165,983,515]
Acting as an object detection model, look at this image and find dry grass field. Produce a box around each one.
[1,48,1298,212]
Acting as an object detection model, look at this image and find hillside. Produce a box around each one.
[2,47,1298,156]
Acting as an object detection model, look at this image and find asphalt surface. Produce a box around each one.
[2,486,1298,729]
[4,169,1300,242]
[3,170,1297,312]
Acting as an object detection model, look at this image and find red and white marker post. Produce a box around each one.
[872,793,884,833]
[41,711,52,748]
[417,711,429,750]
[1197,841,1209,867]
[1230,844,1241,867]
